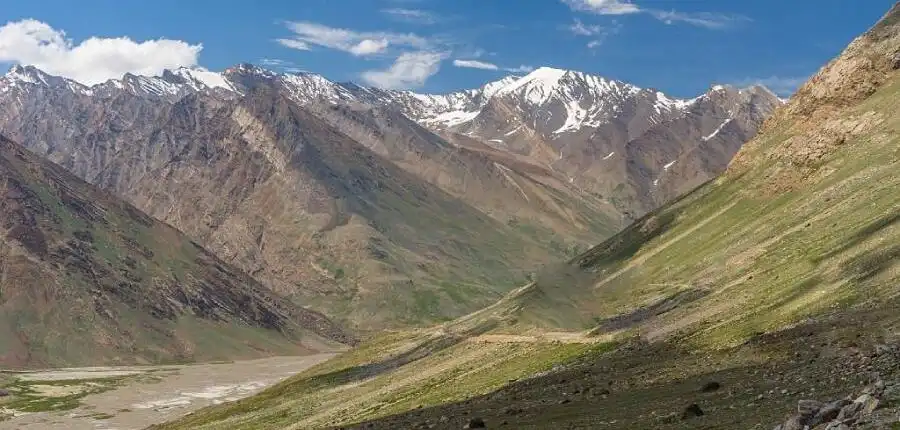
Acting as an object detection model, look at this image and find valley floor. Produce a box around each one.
[0,353,337,430]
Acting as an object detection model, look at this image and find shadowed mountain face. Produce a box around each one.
[0,62,780,329]
[0,134,351,368]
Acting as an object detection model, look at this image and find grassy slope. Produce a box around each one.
[152,329,607,430]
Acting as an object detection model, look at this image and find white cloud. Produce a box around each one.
[0,19,201,85]
[453,59,499,70]
[453,60,534,74]
[279,21,429,57]
[568,19,604,36]
[562,1,750,30]
[362,51,446,89]
[381,8,439,25]
[505,65,535,73]
[587,40,603,49]
[276,38,310,50]
[732,76,808,97]
[562,0,640,15]
[349,39,390,56]
[650,10,749,30]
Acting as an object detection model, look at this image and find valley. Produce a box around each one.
[0,1,898,429]
[0,353,338,429]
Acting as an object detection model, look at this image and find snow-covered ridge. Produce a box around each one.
[1,64,780,136]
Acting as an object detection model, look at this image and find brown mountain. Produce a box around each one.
[0,64,780,329]
[0,134,351,368]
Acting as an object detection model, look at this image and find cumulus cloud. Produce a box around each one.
[349,39,390,56]
[0,19,201,85]
[562,0,750,30]
[381,8,439,25]
[279,21,429,57]
[362,51,446,89]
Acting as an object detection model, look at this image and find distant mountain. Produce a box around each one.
[0,62,780,329]
[0,134,351,368]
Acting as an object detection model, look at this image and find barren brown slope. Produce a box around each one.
[309,103,623,247]
[1,83,562,329]
[0,134,351,369]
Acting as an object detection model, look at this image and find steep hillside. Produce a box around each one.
[0,61,778,329]
[1,82,563,329]
[156,3,900,429]
[485,1,900,340]
[0,134,351,368]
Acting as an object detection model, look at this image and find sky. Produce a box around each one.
[0,0,894,97]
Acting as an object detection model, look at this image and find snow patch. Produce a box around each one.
[493,162,529,202]
[663,160,676,170]
[602,151,615,160]
[702,118,733,141]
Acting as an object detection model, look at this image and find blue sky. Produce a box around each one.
[0,0,894,97]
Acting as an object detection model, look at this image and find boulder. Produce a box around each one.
[810,399,851,425]
[797,399,824,418]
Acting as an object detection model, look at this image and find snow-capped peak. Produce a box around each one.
[1,64,93,95]
[167,67,236,92]
[495,67,570,105]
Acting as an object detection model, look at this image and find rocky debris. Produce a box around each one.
[772,379,897,429]
[0,389,9,397]
[681,403,705,420]
[463,417,486,428]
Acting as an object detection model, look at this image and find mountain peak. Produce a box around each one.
[5,64,52,85]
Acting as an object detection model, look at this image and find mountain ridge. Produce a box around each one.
[0,133,352,368]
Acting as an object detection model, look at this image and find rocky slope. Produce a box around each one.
[0,61,779,329]
[153,2,900,429]
[0,134,351,368]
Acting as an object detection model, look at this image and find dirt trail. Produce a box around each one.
[0,354,335,430]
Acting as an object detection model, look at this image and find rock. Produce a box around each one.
[780,416,804,430]
[837,401,863,422]
[798,399,824,417]
[681,403,704,420]
[439,416,450,423]
[855,393,879,414]
[463,417,486,429]
[701,381,722,392]
[891,51,900,70]
[811,399,851,425]
[824,422,850,430]
[0,389,8,397]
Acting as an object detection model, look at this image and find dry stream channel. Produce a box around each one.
[0,353,336,429]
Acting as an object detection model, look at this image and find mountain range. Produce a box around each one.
[0,61,781,329]
[155,3,900,429]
